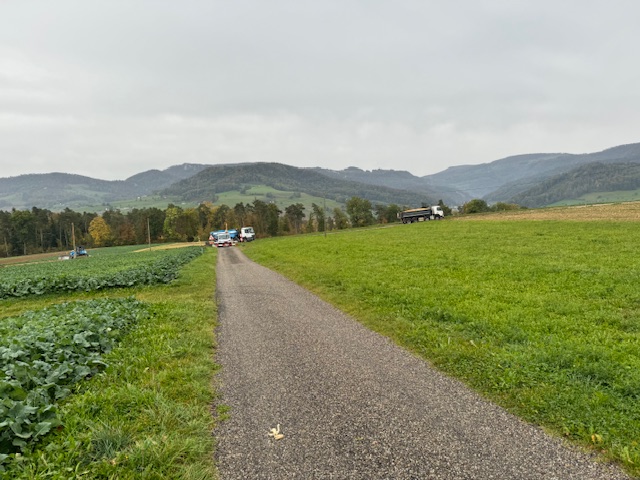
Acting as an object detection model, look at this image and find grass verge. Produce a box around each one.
[2,248,218,479]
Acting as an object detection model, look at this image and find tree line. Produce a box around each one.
[0,197,438,258]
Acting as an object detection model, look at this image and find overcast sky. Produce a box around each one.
[1,1,639,181]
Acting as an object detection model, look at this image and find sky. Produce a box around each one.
[1,1,639,181]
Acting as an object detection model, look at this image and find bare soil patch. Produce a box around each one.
[0,251,67,267]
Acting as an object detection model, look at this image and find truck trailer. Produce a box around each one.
[398,206,445,223]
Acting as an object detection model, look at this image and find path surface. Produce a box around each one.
[214,247,630,479]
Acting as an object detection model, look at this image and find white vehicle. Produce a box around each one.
[398,206,445,223]
[239,226,255,242]
[214,232,233,247]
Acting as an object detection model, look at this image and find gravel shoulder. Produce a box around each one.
[214,247,630,479]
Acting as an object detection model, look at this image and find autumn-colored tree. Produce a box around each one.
[89,216,112,247]
[117,222,136,245]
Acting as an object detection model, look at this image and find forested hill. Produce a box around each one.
[310,166,466,205]
[125,163,208,192]
[0,173,134,211]
[0,164,208,211]
[426,142,640,201]
[160,162,436,206]
[508,162,640,207]
[3,141,640,211]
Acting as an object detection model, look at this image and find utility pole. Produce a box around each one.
[147,217,151,250]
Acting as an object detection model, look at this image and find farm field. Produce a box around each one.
[69,184,344,214]
[215,185,343,212]
[0,245,204,299]
[458,200,640,221]
[243,213,640,476]
[0,245,218,479]
[550,190,640,207]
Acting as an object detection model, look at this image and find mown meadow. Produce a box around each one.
[0,245,218,479]
[243,219,640,476]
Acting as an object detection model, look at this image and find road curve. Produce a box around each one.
[214,247,629,480]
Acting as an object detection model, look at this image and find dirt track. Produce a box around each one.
[214,247,629,479]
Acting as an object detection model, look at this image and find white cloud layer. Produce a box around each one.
[1,1,639,180]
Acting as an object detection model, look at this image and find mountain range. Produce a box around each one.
[1,142,640,211]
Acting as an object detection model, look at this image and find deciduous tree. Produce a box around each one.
[88,216,112,247]
[346,196,374,227]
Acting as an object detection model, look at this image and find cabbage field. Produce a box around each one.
[0,245,216,478]
[0,246,203,299]
[0,298,148,460]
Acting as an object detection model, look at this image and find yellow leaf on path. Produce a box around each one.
[268,424,284,440]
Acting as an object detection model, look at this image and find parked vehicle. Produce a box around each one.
[239,226,255,242]
[214,232,233,248]
[398,206,445,223]
[60,246,88,260]
[208,229,239,246]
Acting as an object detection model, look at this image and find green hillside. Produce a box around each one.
[510,162,640,207]
[160,162,436,207]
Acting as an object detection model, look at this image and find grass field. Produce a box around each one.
[0,246,218,479]
[550,190,640,207]
[73,185,344,214]
[243,215,640,476]
[215,186,343,212]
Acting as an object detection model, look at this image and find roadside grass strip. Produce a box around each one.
[0,298,148,465]
[0,247,217,479]
[243,221,640,476]
[0,246,204,299]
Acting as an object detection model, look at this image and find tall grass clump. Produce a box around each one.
[244,221,640,475]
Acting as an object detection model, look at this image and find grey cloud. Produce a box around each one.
[0,0,639,179]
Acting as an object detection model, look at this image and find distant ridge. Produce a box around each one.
[508,162,640,207]
[0,164,209,211]
[310,166,466,205]
[2,141,640,211]
[426,142,640,202]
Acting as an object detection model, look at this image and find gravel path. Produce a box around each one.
[214,247,630,479]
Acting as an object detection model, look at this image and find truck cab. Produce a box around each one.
[240,227,255,242]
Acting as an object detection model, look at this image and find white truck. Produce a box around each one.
[398,206,445,223]
[239,227,255,242]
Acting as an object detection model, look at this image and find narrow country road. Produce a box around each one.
[214,247,630,480]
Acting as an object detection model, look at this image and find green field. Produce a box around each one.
[4,216,640,476]
[550,189,640,206]
[215,186,343,212]
[243,220,640,475]
[75,185,344,214]
[0,245,217,479]
[0,246,204,299]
